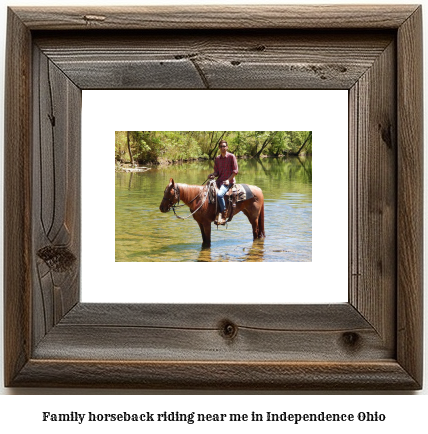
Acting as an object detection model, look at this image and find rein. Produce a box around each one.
[170,179,213,220]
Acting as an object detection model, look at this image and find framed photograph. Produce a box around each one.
[82,90,348,305]
[4,5,423,389]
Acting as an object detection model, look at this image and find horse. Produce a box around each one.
[159,178,265,247]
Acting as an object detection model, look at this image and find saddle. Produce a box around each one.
[226,183,253,204]
[208,181,254,223]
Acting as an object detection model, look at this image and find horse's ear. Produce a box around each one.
[169,178,175,187]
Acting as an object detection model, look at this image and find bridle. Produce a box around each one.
[163,179,213,220]
[163,184,181,210]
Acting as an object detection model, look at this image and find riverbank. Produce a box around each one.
[115,165,151,173]
[115,153,311,172]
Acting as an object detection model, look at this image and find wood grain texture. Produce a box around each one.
[32,46,81,347]
[396,6,423,387]
[32,304,391,362]
[4,5,423,390]
[4,8,32,388]
[12,5,419,30]
[60,303,371,329]
[34,31,393,90]
[12,361,419,390]
[349,40,397,351]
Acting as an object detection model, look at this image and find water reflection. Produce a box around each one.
[197,238,266,262]
[239,238,266,262]
[197,246,212,262]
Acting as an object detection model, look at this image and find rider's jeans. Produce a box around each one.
[217,183,231,212]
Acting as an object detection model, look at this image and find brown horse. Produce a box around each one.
[159,178,265,247]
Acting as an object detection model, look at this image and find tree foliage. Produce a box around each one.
[115,131,312,165]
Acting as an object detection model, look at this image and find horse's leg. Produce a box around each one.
[197,221,211,247]
[251,188,265,238]
[242,208,260,240]
[256,201,265,238]
[202,221,212,246]
[240,193,265,239]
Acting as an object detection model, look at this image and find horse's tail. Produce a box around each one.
[258,202,265,238]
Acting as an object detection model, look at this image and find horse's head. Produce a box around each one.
[159,178,180,213]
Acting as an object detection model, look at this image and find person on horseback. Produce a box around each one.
[208,140,239,225]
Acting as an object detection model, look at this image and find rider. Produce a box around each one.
[208,140,238,225]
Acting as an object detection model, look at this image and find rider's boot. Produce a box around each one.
[217,210,228,225]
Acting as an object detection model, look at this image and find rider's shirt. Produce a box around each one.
[214,152,238,188]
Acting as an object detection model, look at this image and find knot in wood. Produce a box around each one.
[37,245,76,272]
[378,122,393,149]
[219,320,238,340]
[175,53,198,60]
[83,15,106,23]
[247,45,266,52]
[341,332,361,350]
[47,113,55,127]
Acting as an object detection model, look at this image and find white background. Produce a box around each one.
[0,0,427,427]
[82,89,348,304]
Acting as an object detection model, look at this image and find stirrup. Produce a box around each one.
[219,212,228,225]
[214,212,222,226]
[214,212,226,226]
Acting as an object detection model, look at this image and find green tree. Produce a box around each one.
[115,130,312,166]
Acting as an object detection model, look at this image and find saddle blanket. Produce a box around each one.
[229,183,254,202]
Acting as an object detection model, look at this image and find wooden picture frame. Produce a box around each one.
[4,5,423,389]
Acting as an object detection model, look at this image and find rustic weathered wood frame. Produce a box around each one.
[4,5,423,389]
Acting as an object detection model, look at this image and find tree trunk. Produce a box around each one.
[208,131,227,160]
[295,132,312,155]
[255,137,272,158]
[127,131,134,165]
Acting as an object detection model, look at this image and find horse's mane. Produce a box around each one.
[176,183,205,205]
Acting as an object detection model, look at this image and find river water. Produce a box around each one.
[115,157,311,262]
